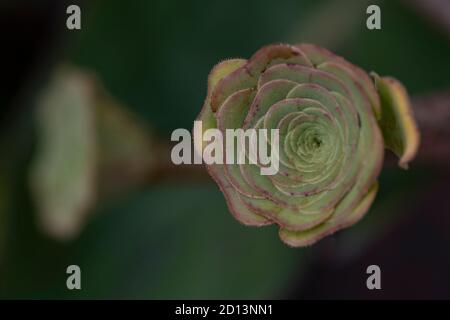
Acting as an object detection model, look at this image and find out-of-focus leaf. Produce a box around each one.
[30,67,97,240]
[29,65,157,241]
[69,184,304,299]
[95,93,156,200]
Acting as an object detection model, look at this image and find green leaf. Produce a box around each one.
[29,66,97,240]
[373,73,420,169]
[29,65,157,241]
[71,184,304,299]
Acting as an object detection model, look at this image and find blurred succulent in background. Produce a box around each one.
[196,43,419,247]
[29,66,157,240]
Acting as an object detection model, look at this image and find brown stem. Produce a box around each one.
[146,141,210,183]
[147,90,450,183]
[411,90,450,168]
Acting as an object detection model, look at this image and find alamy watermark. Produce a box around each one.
[171,121,280,175]
[366,264,381,290]
[366,5,381,30]
[66,5,81,30]
[66,265,81,290]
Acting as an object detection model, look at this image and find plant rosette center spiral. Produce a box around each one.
[195,43,419,247]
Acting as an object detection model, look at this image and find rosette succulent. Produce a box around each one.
[196,44,419,247]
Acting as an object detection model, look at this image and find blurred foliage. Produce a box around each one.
[1,0,450,298]
[29,66,156,241]
[74,185,302,299]
[30,66,97,240]
[68,0,450,134]
[94,86,156,201]
[1,184,304,299]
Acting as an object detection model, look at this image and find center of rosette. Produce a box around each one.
[277,106,339,174]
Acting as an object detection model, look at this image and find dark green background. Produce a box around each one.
[1,0,449,299]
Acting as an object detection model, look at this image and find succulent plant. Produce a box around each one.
[195,44,419,247]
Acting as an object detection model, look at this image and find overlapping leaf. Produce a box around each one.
[197,43,419,247]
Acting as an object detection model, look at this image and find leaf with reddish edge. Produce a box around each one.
[296,43,381,119]
[196,43,419,247]
[196,59,270,226]
[195,59,247,153]
[211,44,312,112]
[279,182,379,247]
